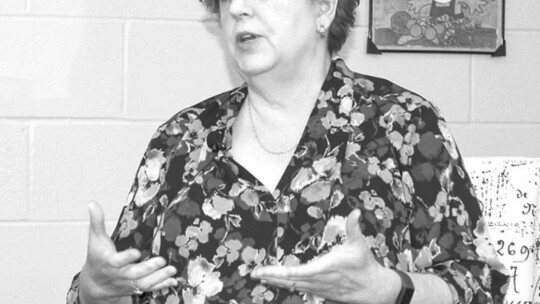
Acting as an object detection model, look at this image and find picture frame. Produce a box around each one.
[367,0,506,56]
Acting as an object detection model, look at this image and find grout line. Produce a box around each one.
[26,123,33,220]
[0,220,118,225]
[0,117,163,124]
[0,13,217,23]
[468,55,474,122]
[447,121,540,126]
[501,28,540,33]
[121,22,129,118]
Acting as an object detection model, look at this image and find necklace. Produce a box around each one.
[246,97,298,155]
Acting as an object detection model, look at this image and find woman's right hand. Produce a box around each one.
[78,202,178,304]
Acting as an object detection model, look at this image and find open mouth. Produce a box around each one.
[237,32,260,43]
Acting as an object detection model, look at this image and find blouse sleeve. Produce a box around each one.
[391,96,510,304]
[66,120,185,304]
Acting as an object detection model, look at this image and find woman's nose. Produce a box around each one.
[226,0,253,19]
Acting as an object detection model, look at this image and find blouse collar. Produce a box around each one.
[218,56,355,155]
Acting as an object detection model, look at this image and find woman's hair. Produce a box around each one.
[199,0,360,54]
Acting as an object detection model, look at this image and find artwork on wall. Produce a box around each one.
[367,0,506,56]
[466,158,540,303]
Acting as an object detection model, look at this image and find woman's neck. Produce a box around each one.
[244,53,332,120]
[229,52,333,193]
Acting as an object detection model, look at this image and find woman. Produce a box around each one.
[67,0,509,303]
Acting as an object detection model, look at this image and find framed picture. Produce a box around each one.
[367,0,506,56]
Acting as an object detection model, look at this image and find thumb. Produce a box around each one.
[88,201,108,238]
[346,209,363,241]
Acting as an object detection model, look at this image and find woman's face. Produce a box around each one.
[219,0,321,79]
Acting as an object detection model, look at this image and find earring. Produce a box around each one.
[318,24,326,38]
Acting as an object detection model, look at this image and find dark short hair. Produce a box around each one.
[199,0,360,54]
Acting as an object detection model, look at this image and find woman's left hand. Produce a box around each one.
[250,209,401,304]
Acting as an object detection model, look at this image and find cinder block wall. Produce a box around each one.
[0,1,538,303]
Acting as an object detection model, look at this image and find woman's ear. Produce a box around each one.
[316,0,339,28]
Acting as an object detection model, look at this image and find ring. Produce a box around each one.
[289,282,296,293]
[133,280,144,296]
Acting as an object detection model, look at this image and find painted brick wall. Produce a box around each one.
[0,1,538,303]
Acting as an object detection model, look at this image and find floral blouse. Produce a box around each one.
[67,58,509,304]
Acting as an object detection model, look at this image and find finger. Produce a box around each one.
[88,201,108,238]
[135,266,178,291]
[251,256,331,279]
[262,277,296,288]
[261,277,324,296]
[119,256,168,280]
[87,202,118,261]
[260,277,309,290]
[345,208,363,241]
[108,248,142,268]
[147,278,179,292]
